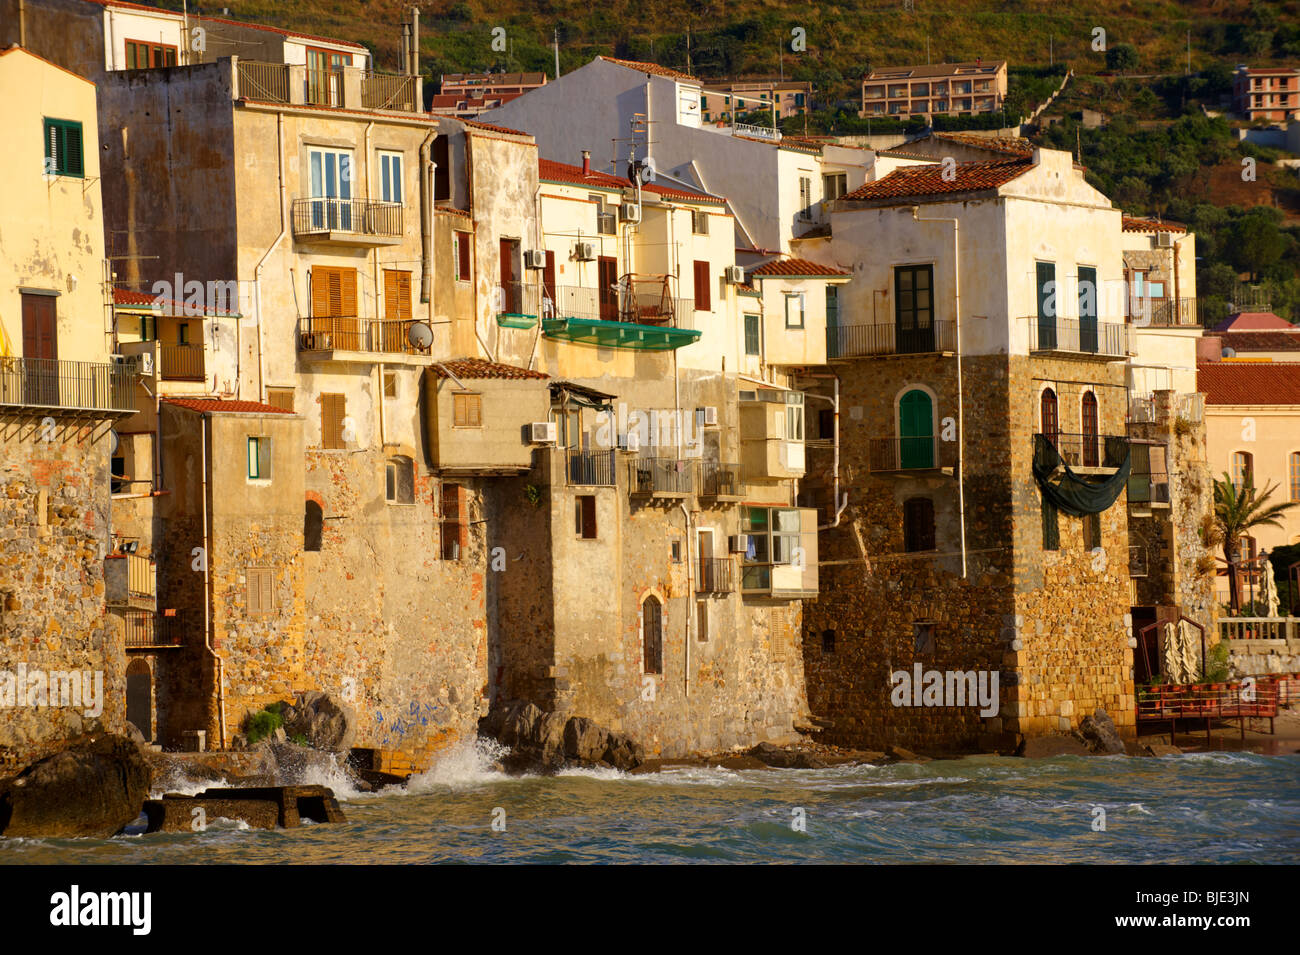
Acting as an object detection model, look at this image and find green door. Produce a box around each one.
[899,389,934,469]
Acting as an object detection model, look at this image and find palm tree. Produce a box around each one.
[1214,473,1299,614]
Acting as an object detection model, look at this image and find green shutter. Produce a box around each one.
[43,119,85,178]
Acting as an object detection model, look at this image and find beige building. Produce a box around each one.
[861,61,1008,119]
[701,79,812,123]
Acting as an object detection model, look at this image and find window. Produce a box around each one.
[798,176,812,220]
[308,147,353,209]
[894,264,934,350]
[697,602,709,643]
[913,621,936,656]
[1291,452,1300,502]
[671,541,682,562]
[111,455,127,495]
[125,40,177,70]
[246,567,274,614]
[383,269,412,325]
[454,232,472,281]
[825,285,839,327]
[822,173,847,201]
[1040,388,1059,442]
[320,393,347,449]
[177,323,190,345]
[744,313,761,356]
[591,194,615,235]
[903,497,935,552]
[784,292,805,329]
[383,371,398,399]
[692,209,709,235]
[440,483,467,560]
[1147,281,1165,299]
[642,595,663,674]
[575,495,597,539]
[1081,391,1099,467]
[310,266,358,319]
[821,629,835,653]
[43,118,84,178]
[1232,451,1253,491]
[266,387,295,412]
[247,436,271,481]
[453,393,482,428]
[304,501,323,552]
[1042,497,1059,550]
[378,151,403,204]
[786,400,805,441]
[1083,512,1102,550]
[138,314,157,341]
[693,260,711,312]
[386,456,415,504]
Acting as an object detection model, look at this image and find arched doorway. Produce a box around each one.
[642,595,663,675]
[126,658,153,742]
[898,388,934,468]
[1040,388,1059,449]
[1082,391,1099,466]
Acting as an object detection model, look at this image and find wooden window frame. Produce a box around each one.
[693,260,711,312]
[247,436,272,482]
[124,39,178,70]
[452,392,483,429]
[744,313,761,356]
[902,497,936,553]
[454,232,472,281]
[246,567,274,615]
[320,392,347,449]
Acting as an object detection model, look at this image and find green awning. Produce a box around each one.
[496,313,537,329]
[542,317,701,351]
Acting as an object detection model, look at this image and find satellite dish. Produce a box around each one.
[109,430,119,454]
[407,322,433,350]
[1222,347,1236,358]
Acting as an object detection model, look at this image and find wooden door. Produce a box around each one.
[542,250,556,318]
[21,293,58,405]
[1082,391,1099,467]
[898,389,934,469]
[499,239,520,314]
[309,267,359,349]
[598,256,618,321]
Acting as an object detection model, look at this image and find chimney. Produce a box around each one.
[581,150,591,175]
[401,22,411,74]
[410,7,420,77]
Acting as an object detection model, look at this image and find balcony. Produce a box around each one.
[628,456,693,498]
[235,61,421,114]
[497,282,542,329]
[566,449,616,487]
[1027,317,1129,360]
[106,553,155,608]
[1128,297,1199,328]
[699,461,744,501]
[1128,441,1170,508]
[159,343,205,381]
[361,72,419,111]
[291,198,404,246]
[297,317,432,364]
[826,321,956,359]
[542,281,701,351]
[1038,432,1128,471]
[0,357,136,416]
[696,557,735,595]
[867,436,959,473]
[122,608,186,650]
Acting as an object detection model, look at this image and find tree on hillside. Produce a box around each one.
[1228,215,1288,283]
[1214,474,1298,614]
[1106,43,1138,74]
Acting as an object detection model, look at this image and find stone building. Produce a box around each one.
[0,47,135,770]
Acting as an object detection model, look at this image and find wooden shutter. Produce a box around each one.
[453,393,481,428]
[384,269,412,321]
[580,495,596,539]
[693,260,710,311]
[21,293,58,361]
[457,232,471,280]
[311,267,357,316]
[320,392,346,448]
[266,388,294,412]
[247,568,273,613]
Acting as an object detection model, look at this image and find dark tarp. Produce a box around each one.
[1032,434,1131,516]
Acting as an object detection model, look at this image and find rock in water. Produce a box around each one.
[563,717,610,763]
[0,735,151,838]
[1078,709,1126,755]
[281,691,356,752]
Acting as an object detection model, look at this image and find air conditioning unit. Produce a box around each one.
[696,406,719,427]
[1156,232,1175,248]
[619,202,641,223]
[574,241,595,261]
[523,249,547,269]
[723,265,745,285]
[138,353,154,376]
[728,533,752,554]
[529,421,557,443]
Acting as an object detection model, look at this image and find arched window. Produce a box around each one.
[903,497,936,552]
[642,595,663,675]
[304,500,323,552]
[1081,391,1099,467]
[1232,451,1253,492]
[898,388,934,468]
[1040,388,1059,447]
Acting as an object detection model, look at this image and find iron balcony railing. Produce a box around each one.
[696,557,735,594]
[297,316,432,355]
[0,357,135,413]
[826,320,956,358]
[1028,317,1129,357]
[306,67,345,107]
[497,282,543,320]
[122,609,185,649]
[1039,432,1128,469]
[237,60,290,103]
[628,456,694,495]
[291,197,403,239]
[159,343,204,381]
[360,71,418,110]
[699,461,742,497]
[867,435,959,472]
[566,449,616,486]
[545,284,692,327]
[1128,297,1199,327]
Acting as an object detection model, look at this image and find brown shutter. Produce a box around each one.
[581,495,596,538]
[311,267,332,316]
[693,260,710,311]
[457,232,471,280]
[543,250,556,302]
[321,392,346,448]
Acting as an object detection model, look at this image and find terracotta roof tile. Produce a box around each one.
[599,57,697,84]
[1122,215,1187,234]
[932,131,1035,156]
[458,117,534,137]
[538,158,724,203]
[112,287,240,317]
[1212,311,1294,332]
[1197,362,1300,405]
[751,257,850,277]
[431,358,549,381]
[865,61,1008,81]
[843,157,1033,201]
[1218,331,1300,351]
[162,398,293,415]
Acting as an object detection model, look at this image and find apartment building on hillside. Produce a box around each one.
[860,60,1008,120]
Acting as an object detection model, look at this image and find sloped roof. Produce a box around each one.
[1122,215,1187,234]
[162,398,293,415]
[0,45,96,85]
[431,358,549,380]
[931,131,1035,156]
[751,258,850,278]
[1218,331,1300,352]
[112,287,240,317]
[1197,362,1300,405]
[458,117,534,137]
[538,158,725,203]
[598,56,697,84]
[1212,311,1293,332]
[865,61,1007,80]
[842,157,1034,201]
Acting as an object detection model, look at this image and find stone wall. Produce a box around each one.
[0,417,126,772]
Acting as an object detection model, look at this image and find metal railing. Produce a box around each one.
[297,317,431,355]
[0,357,135,413]
[291,197,403,238]
[127,554,155,599]
[237,61,289,103]
[122,609,185,649]
[306,67,345,107]
[867,436,959,472]
[566,449,616,486]
[545,284,692,327]
[827,321,956,358]
[1039,432,1128,469]
[1219,617,1298,641]
[497,282,543,318]
[1129,297,1199,327]
[1127,468,1171,505]
[696,557,735,594]
[159,343,204,381]
[699,461,742,497]
[1028,317,1129,357]
[628,456,693,495]
[733,122,781,141]
[361,71,418,110]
